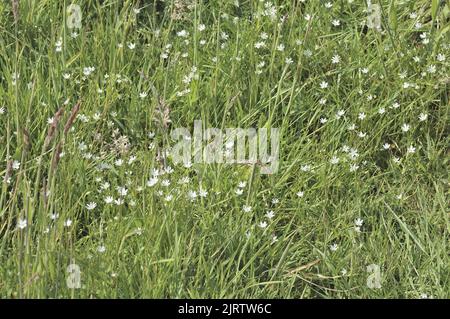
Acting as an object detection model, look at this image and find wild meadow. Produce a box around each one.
[0,0,448,298]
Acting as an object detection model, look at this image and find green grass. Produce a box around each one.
[0,0,448,298]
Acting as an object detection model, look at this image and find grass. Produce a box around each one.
[0,0,448,298]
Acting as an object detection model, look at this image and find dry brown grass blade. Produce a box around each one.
[64,101,80,135]
[51,141,63,173]
[153,97,171,129]
[285,259,321,276]
[44,107,64,149]
[3,160,13,184]
[12,0,19,24]
[22,128,30,150]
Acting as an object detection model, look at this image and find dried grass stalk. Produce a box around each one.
[12,0,19,24]
[44,107,64,149]
[51,141,63,172]
[22,128,31,150]
[64,101,80,135]
[3,160,13,183]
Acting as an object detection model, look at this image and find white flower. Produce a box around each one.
[354,218,364,227]
[259,32,268,40]
[128,155,137,165]
[437,54,446,62]
[330,156,339,164]
[330,243,338,251]
[127,42,136,50]
[358,112,366,120]
[296,191,304,198]
[335,110,345,119]
[300,164,311,172]
[258,221,268,229]
[104,196,114,204]
[12,160,20,170]
[83,66,95,76]
[427,65,436,74]
[100,182,110,190]
[17,218,27,229]
[235,188,243,195]
[147,177,158,187]
[276,44,285,51]
[177,30,189,37]
[418,113,428,121]
[238,181,247,188]
[254,41,266,49]
[383,143,390,150]
[331,54,340,64]
[139,92,148,99]
[188,190,197,201]
[266,210,275,219]
[198,24,206,31]
[97,245,106,253]
[117,187,128,196]
[320,81,329,89]
[407,145,416,154]
[349,148,359,160]
[242,205,252,213]
[165,166,174,174]
[55,38,62,52]
[161,179,170,187]
[401,123,410,132]
[64,219,73,227]
[358,131,367,138]
[199,188,208,197]
[86,202,97,210]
